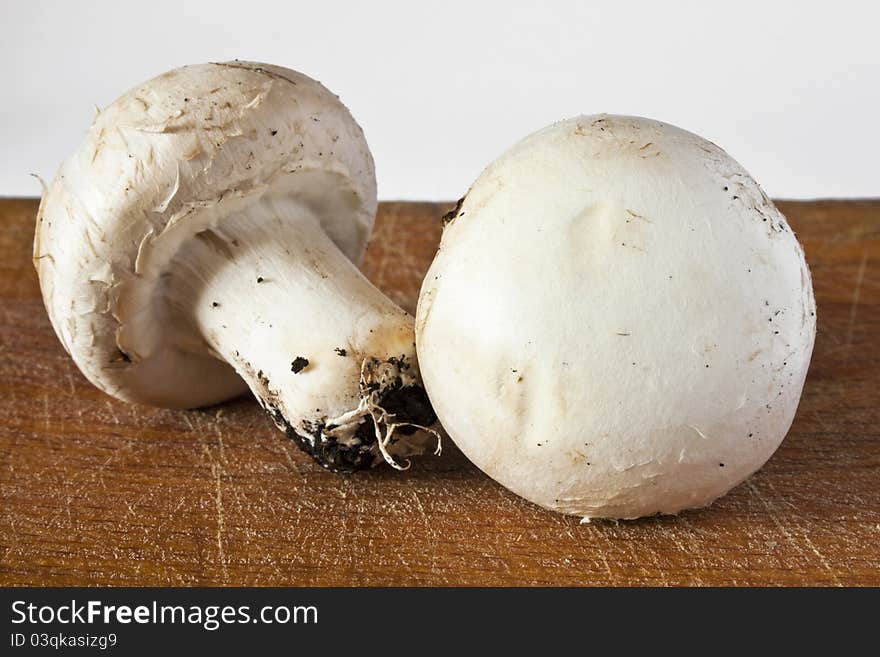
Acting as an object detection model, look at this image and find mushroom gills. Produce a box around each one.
[167,195,438,471]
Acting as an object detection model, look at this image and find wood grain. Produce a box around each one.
[0,198,877,586]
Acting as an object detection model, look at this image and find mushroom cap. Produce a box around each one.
[34,62,376,408]
[416,115,816,519]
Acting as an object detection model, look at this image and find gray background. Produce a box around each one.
[2,0,877,199]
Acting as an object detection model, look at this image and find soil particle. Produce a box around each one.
[442,196,466,226]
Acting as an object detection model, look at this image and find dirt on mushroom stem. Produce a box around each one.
[267,357,438,472]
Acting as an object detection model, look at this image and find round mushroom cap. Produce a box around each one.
[416,115,816,519]
[34,61,377,408]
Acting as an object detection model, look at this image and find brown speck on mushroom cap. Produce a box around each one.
[291,357,309,373]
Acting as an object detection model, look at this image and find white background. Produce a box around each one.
[2,0,877,200]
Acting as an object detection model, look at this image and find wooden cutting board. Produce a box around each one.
[0,198,877,586]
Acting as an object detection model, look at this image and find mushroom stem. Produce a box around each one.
[172,196,437,471]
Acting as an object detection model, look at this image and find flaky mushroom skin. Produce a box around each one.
[34,62,436,471]
[416,115,816,519]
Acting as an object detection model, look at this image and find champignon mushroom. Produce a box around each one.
[415,115,816,520]
[34,61,437,472]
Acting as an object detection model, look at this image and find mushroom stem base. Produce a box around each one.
[267,355,439,472]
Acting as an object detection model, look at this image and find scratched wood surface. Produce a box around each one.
[0,198,878,586]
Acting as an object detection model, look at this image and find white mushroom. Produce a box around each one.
[34,61,437,471]
[416,115,816,519]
